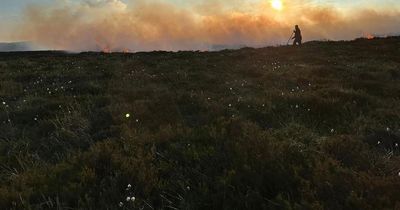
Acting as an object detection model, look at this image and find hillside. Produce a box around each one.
[0,37,400,209]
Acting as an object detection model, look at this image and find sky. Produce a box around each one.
[0,0,399,51]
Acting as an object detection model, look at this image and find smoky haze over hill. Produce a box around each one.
[0,42,35,52]
[7,0,400,52]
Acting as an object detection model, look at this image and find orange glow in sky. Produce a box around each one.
[1,0,399,51]
[271,0,283,11]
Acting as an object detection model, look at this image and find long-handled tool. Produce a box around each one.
[286,32,294,46]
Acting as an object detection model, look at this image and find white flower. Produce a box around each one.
[398,171,400,177]
[2,102,5,105]
[228,104,232,107]
[386,127,390,132]
[130,197,136,202]
[395,143,399,147]
[377,141,381,145]
[119,202,124,207]
[330,129,335,133]
[126,197,131,201]
[125,113,130,118]
[127,184,132,188]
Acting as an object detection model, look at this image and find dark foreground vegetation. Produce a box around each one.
[0,37,400,210]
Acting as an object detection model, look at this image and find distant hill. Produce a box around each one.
[0,42,35,52]
[211,44,248,51]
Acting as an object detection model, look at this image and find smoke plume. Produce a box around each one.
[12,0,400,51]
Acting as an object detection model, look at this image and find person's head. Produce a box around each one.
[295,25,299,30]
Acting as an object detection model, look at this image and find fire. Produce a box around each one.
[102,47,112,53]
[365,34,374,40]
[101,47,131,53]
[95,37,112,53]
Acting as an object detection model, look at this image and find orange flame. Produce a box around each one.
[365,33,374,40]
[102,47,112,53]
[95,36,112,53]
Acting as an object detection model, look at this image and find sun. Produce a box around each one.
[271,0,283,11]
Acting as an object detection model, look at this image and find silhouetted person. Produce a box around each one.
[292,25,302,46]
